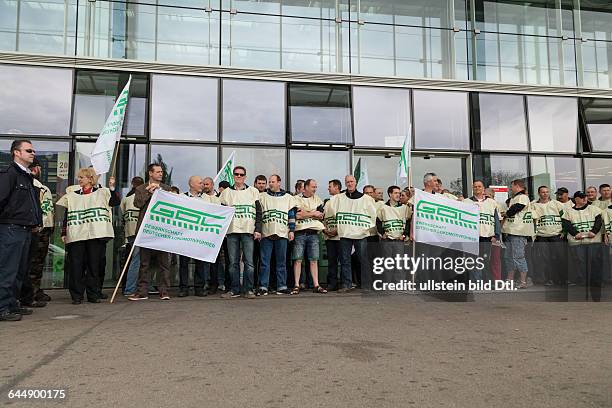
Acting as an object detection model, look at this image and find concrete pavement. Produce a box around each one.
[1,290,611,408]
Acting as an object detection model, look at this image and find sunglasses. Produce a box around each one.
[233,172,245,177]
[23,149,35,154]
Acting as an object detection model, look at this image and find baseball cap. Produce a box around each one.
[573,191,587,199]
[555,187,569,195]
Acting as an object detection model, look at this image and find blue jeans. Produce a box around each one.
[0,224,32,313]
[503,234,529,274]
[339,238,369,290]
[259,237,288,291]
[124,236,140,295]
[226,233,255,293]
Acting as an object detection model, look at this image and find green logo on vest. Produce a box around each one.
[263,209,288,224]
[150,201,226,234]
[572,220,594,232]
[538,214,561,226]
[123,209,139,223]
[416,200,478,230]
[383,219,404,232]
[336,212,371,228]
[479,212,494,225]
[67,207,111,226]
[41,198,53,216]
[234,204,256,219]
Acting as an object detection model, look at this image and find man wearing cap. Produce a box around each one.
[531,186,565,286]
[0,140,42,321]
[562,191,607,301]
[555,187,573,211]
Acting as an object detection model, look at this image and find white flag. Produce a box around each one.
[91,76,132,175]
[214,150,235,186]
[134,190,235,263]
[412,188,480,255]
[395,127,411,188]
[354,157,369,192]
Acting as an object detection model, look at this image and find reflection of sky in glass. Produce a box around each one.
[528,96,577,153]
[587,124,612,152]
[72,95,146,136]
[0,65,72,135]
[414,90,469,150]
[222,80,285,143]
[584,158,612,188]
[412,156,466,195]
[152,144,218,193]
[479,94,528,151]
[290,106,352,143]
[353,87,410,148]
[151,75,218,141]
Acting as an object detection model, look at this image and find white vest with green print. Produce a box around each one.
[56,188,114,244]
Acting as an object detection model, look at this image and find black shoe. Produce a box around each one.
[34,290,51,302]
[99,293,109,300]
[194,290,207,297]
[12,307,33,315]
[72,299,83,305]
[178,290,189,298]
[87,298,101,303]
[0,311,22,321]
[21,301,47,308]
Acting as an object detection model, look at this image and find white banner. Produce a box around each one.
[413,188,480,255]
[214,150,235,186]
[91,76,131,175]
[134,190,235,263]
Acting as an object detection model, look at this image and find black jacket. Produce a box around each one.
[0,162,42,227]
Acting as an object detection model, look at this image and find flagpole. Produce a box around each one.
[109,141,121,181]
[110,244,136,304]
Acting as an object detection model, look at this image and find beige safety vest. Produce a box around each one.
[531,200,564,237]
[33,178,54,228]
[562,205,604,245]
[56,188,114,244]
[465,197,498,238]
[120,194,139,240]
[200,193,221,205]
[594,198,611,211]
[220,186,260,234]
[295,194,325,232]
[331,193,377,240]
[323,196,340,241]
[377,203,412,240]
[259,192,298,239]
[502,193,533,237]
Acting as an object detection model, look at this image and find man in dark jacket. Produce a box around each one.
[0,140,42,321]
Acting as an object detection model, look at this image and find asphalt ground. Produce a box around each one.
[1,288,611,408]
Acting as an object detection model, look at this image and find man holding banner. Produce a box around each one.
[129,164,172,301]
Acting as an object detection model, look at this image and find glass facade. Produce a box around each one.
[1,1,612,290]
[3,1,612,87]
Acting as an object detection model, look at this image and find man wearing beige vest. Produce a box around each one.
[219,166,262,299]
[502,179,533,289]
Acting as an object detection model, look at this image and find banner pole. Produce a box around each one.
[110,243,136,304]
[109,141,121,181]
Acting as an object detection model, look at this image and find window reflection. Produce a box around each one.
[473,154,528,191]
[72,71,148,137]
[151,75,218,141]
[0,65,72,136]
[414,89,469,150]
[477,93,528,151]
[289,83,352,144]
[527,96,577,153]
[581,98,612,152]
[530,156,582,194]
[222,79,285,144]
[353,86,410,148]
[584,158,612,189]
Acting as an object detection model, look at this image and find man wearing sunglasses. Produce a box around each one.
[219,166,263,299]
[0,140,43,321]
